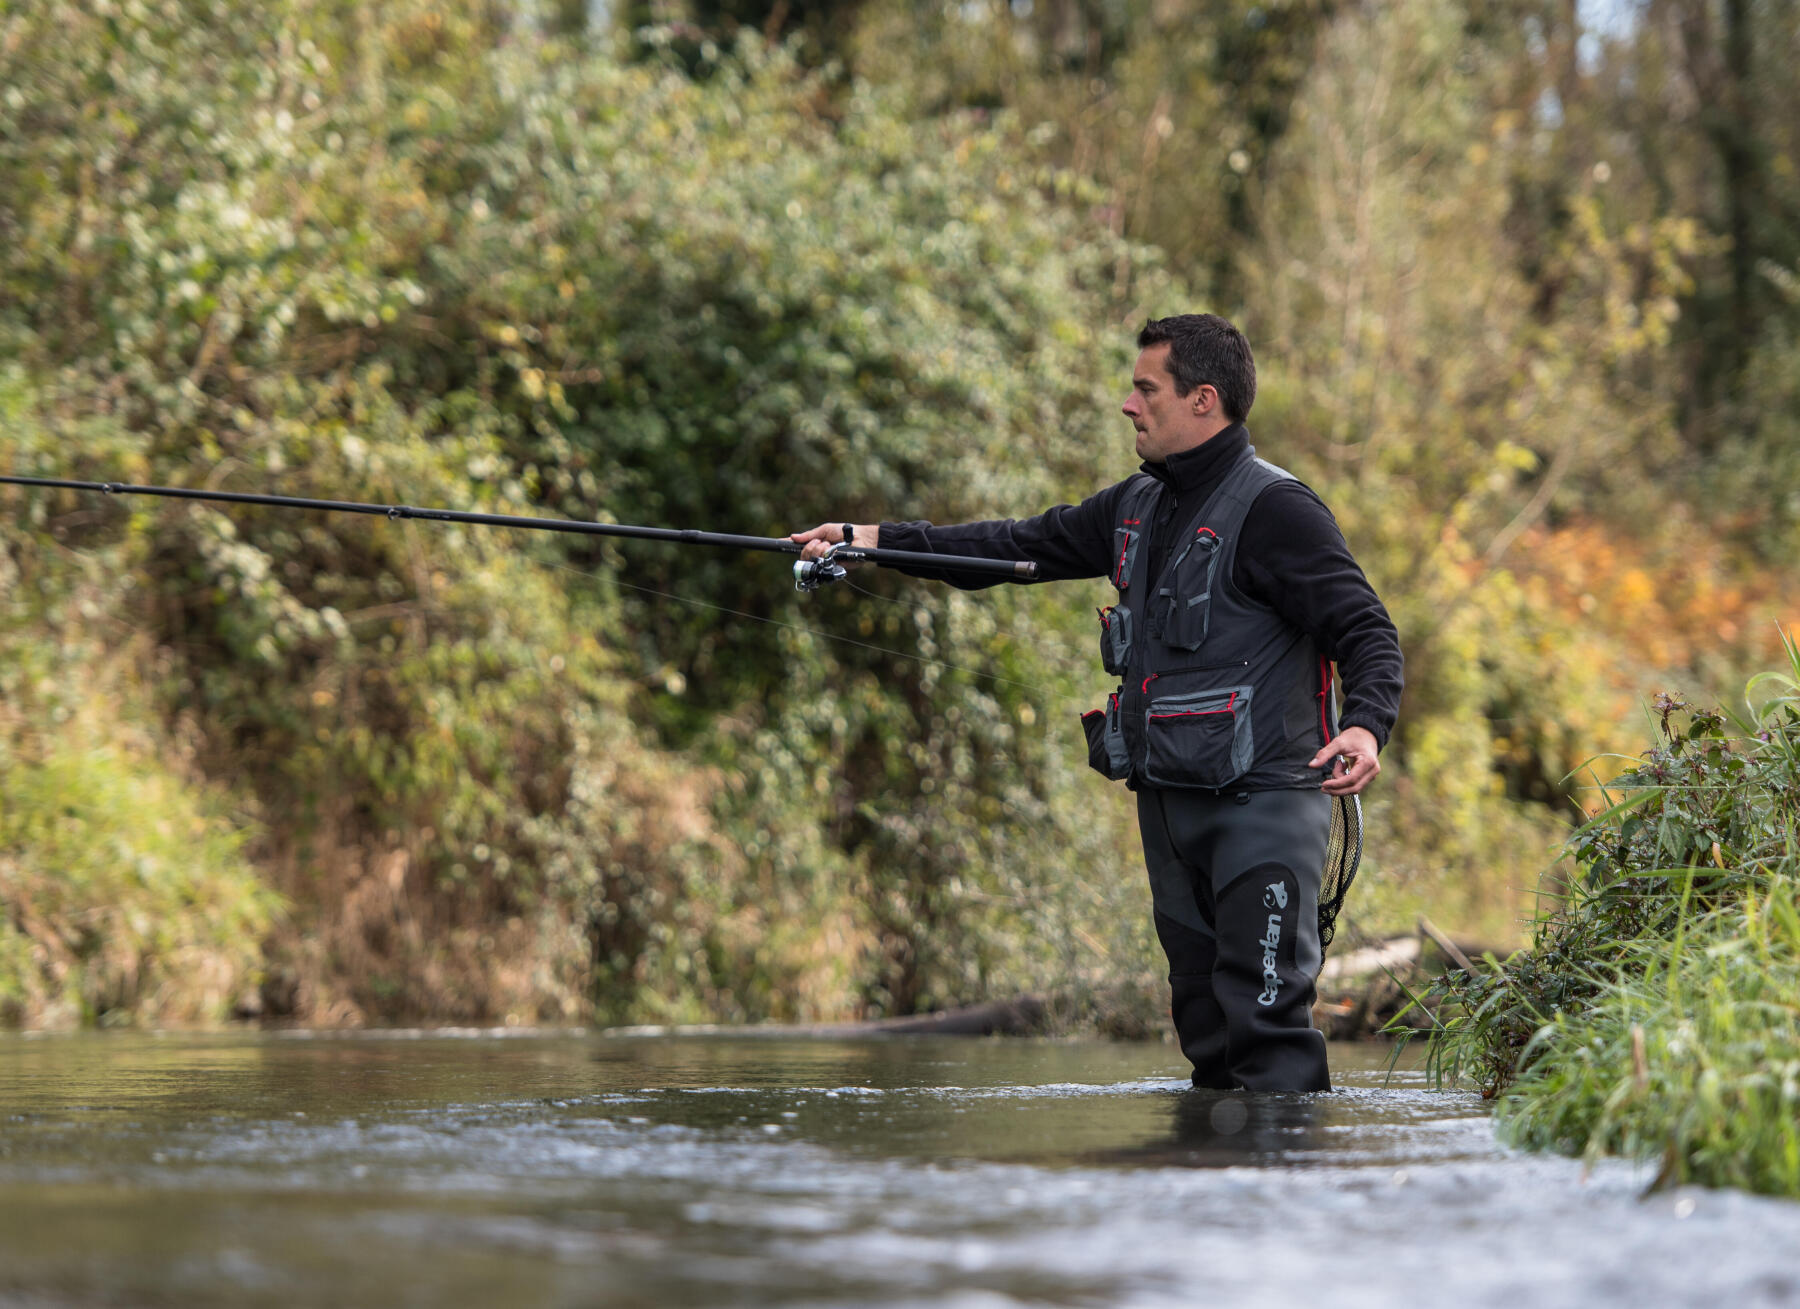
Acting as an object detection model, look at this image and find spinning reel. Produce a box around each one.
[793,544,851,592]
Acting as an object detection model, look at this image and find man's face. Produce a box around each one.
[1121,343,1218,462]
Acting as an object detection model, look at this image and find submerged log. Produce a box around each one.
[1317,935,1421,985]
[602,923,1501,1045]
[1313,923,1502,1039]
[603,995,1050,1040]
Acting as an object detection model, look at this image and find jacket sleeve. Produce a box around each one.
[1236,481,1404,751]
[879,482,1124,590]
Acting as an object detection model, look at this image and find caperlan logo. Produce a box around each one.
[1257,912,1283,1007]
[1263,881,1288,910]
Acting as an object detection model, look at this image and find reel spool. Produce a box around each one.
[793,551,849,592]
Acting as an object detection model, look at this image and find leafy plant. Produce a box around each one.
[1411,630,1800,1194]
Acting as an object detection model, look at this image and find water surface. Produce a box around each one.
[2,1031,1796,1307]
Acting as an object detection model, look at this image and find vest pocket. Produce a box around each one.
[1110,524,1142,590]
[1142,684,1255,788]
[1156,530,1221,652]
[1081,692,1132,781]
[1097,605,1134,676]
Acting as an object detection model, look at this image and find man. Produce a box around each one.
[793,313,1403,1092]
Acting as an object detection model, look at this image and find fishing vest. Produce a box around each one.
[1081,447,1338,791]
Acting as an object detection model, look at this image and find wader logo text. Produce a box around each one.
[1257,881,1286,1007]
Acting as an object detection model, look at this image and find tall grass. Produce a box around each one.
[1501,884,1800,1193]
[1413,630,1800,1195]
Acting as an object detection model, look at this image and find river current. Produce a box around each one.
[1,1031,1797,1307]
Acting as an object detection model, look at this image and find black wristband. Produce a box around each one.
[842,523,854,546]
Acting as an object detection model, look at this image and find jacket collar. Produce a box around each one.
[1141,424,1250,494]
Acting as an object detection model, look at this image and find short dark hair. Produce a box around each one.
[1136,314,1256,422]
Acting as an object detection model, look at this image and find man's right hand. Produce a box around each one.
[790,522,880,561]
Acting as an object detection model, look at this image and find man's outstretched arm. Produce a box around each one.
[791,485,1125,589]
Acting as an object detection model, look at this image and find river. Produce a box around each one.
[1,1031,1797,1307]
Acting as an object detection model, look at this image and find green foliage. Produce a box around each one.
[0,733,277,1028]
[1238,0,1684,937]
[0,371,276,1027]
[0,0,1156,1025]
[1414,634,1800,1195]
[848,0,1338,301]
[4,0,1797,1032]
[1500,885,1800,1196]
[462,44,1163,1012]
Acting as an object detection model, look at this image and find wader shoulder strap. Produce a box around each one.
[1142,449,1276,604]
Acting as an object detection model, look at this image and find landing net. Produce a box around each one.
[1318,793,1363,952]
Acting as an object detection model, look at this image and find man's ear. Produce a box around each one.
[1190,384,1218,415]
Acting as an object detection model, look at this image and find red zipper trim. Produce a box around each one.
[1113,520,1142,586]
[1142,673,1159,694]
[1148,691,1237,720]
[1316,656,1333,741]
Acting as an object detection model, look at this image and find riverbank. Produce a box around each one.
[1417,640,1800,1197]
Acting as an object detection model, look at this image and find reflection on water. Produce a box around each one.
[1093,1088,1329,1168]
[1,1031,1797,1308]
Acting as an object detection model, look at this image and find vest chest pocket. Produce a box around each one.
[1142,684,1255,789]
[1155,529,1222,652]
[1110,523,1142,591]
[1097,605,1134,675]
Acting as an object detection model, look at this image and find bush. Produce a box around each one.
[1415,631,1800,1195]
[0,373,276,1026]
[0,3,1159,1025]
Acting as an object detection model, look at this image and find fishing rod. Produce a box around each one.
[0,475,1038,590]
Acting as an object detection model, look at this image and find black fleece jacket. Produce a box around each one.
[880,425,1404,750]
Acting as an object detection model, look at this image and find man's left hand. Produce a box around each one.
[1308,725,1382,796]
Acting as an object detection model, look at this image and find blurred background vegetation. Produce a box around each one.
[1,0,1795,1029]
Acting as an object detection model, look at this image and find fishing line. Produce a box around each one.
[841,574,1094,691]
[844,576,913,608]
[544,557,1066,700]
[839,573,1093,690]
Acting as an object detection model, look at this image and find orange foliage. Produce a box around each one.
[1512,517,1800,691]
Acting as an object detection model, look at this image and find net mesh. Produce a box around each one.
[1318,793,1363,952]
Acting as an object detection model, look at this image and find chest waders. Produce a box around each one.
[1079,448,1338,1091]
